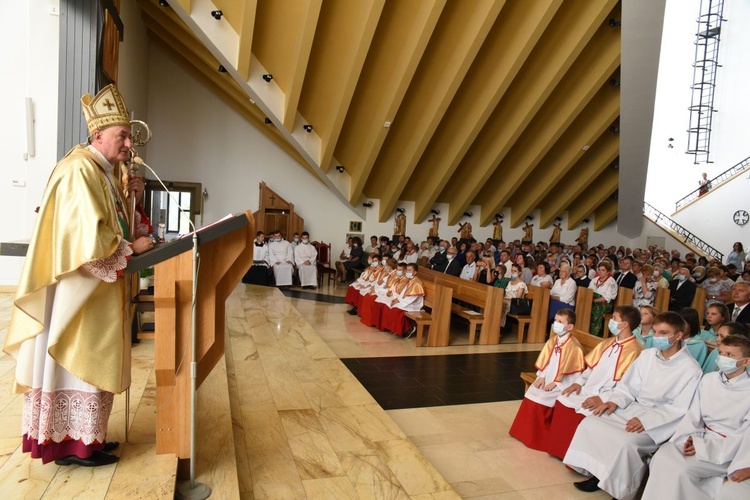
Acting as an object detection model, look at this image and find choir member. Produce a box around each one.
[294,231,318,289]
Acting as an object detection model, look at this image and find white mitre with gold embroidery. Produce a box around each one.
[81,84,131,134]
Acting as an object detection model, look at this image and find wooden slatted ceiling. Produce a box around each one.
[137,0,623,231]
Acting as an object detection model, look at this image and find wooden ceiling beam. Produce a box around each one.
[337,0,447,204]
[365,0,506,223]
[235,0,257,81]
[282,0,321,131]
[594,197,619,231]
[406,0,563,224]
[537,132,619,228]
[442,0,618,226]
[566,169,618,229]
[501,83,621,228]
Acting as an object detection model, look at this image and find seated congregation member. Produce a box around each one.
[460,251,477,281]
[502,263,528,328]
[573,264,592,288]
[530,262,554,289]
[728,281,750,324]
[669,268,697,311]
[242,231,271,285]
[294,231,318,289]
[439,246,462,276]
[491,262,509,289]
[401,241,419,264]
[514,253,533,284]
[475,252,495,284]
[613,256,638,289]
[642,334,750,500]
[699,302,729,347]
[634,305,658,348]
[345,254,380,314]
[588,261,618,337]
[703,266,732,309]
[380,263,425,338]
[703,321,750,373]
[678,307,708,366]
[268,230,294,287]
[632,264,658,307]
[364,235,379,254]
[340,236,365,282]
[548,305,643,460]
[548,264,577,321]
[360,258,398,329]
[334,237,353,281]
[509,309,584,451]
[430,240,449,270]
[653,263,671,289]
[564,312,703,499]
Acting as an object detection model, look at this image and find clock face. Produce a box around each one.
[734,210,749,226]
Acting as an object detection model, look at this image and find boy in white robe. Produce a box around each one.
[643,334,750,499]
[548,305,643,459]
[721,426,750,499]
[294,232,318,289]
[509,309,585,451]
[564,311,703,500]
[268,230,294,286]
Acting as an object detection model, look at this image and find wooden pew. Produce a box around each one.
[521,329,603,391]
[574,287,593,333]
[691,287,707,321]
[508,285,550,343]
[603,287,634,339]
[654,286,671,313]
[418,267,504,345]
[405,281,453,348]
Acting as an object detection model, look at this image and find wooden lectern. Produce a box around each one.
[126,211,255,458]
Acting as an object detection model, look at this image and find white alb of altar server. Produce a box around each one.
[720,426,750,500]
[268,231,294,286]
[294,233,318,288]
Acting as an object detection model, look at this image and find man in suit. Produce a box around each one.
[435,246,462,276]
[668,268,697,312]
[728,281,750,324]
[613,256,638,289]
[429,240,449,271]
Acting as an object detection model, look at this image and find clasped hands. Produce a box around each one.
[532,378,557,392]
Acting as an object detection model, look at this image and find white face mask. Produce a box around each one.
[406,272,414,279]
[396,270,404,277]
[716,355,740,374]
[301,239,309,244]
[447,254,455,260]
[294,237,299,242]
[552,321,567,336]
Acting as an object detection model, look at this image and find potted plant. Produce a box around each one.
[139,267,154,290]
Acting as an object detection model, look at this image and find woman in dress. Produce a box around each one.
[549,264,577,320]
[632,264,658,307]
[503,263,528,328]
[702,266,732,309]
[530,262,554,289]
[514,253,533,284]
[588,260,618,336]
[726,242,746,272]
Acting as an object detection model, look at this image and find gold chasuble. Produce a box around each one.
[4,145,132,395]
[535,335,585,383]
[584,335,643,382]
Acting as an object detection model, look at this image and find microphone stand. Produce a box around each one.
[134,158,210,500]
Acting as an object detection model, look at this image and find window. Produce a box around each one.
[144,180,202,236]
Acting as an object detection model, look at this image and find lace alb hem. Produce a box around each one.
[81,238,133,282]
[22,389,114,445]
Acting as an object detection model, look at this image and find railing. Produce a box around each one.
[675,154,750,211]
[643,202,723,261]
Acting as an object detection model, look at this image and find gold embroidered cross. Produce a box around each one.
[103,99,115,110]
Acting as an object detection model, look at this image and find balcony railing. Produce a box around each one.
[644,202,723,261]
[675,154,750,211]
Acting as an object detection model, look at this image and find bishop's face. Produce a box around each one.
[92,125,132,164]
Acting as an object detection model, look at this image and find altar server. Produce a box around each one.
[294,231,318,289]
[547,305,643,459]
[564,311,702,500]
[345,254,379,314]
[380,263,425,337]
[268,230,294,286]
[360,258,398,329]
[643,334,750,499]
[720,426,750,499]
[509,309,585,451]
[242,231,271,285]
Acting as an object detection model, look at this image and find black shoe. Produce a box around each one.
[102,441,120,452]
[573,476,600,493]
[404,326,417,339]
[347,308,358,315]
[55,450,119,467]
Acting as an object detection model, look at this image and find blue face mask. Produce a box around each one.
[608,319,622,335]
[406,272,414,279]
[371,261,379,267]
[716,355,740,374]
[677,274,686,282]
[652,335,675,351]
[396,270,404,277]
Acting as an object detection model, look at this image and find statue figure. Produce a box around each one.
[492,216,503,241]
[550,223,562,243]
[458,221,473,239]
[522,222,534,243]
[394,212,406,236]
[428,214,441,237]
[576,227,589,248]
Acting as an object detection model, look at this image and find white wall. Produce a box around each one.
[645,0,750,214]
[0,1,61,286]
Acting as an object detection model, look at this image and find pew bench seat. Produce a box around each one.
[450,304,484,345]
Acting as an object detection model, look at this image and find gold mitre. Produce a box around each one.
[81,84,130,135]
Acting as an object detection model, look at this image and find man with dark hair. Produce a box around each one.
[669,268,697,311]
[565,311,702,499]
[294,231,318,289]
[614,256,638,289]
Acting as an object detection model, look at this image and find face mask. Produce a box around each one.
[406,272,414,279]
[716,354,740,374]
[447,254,454,260]
[371,261,378,267]
[552,322,566,335]
[652,335,675,351]
[693,272,701,278]
[294,237,299,242]
[653,271,660,277]
[608,319,622,335]
[511,273,519,279]
[396,270,404,277]
[439,246,446,252]
[677,274,686,282]
[301,239,309,244]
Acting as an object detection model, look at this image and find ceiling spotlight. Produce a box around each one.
[264,118,272,124]
[262,74,273,82]
[554,216,563,222]
[611,192,619,200]
[464,211,473,217]
[609,19,621,27]
[610,125,620,133]
[336,165,345,173]
[396,207,405,214]
[668,144,674,149]
[610,162,619,170]
[362,201,373,208]
[431,209,440,215]
[526,215,534,221]
[668,137,674,141]
[218,65,228,73]
[583,218,590,224]
[211,10,223,20]
[158,0,169,6]
[609,78,621,86]
[303,124,313,133]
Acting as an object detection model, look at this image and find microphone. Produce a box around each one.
[133,156,196,234]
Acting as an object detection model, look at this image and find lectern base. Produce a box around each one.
[175,481,211,499]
